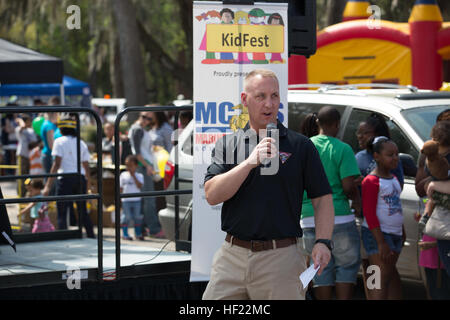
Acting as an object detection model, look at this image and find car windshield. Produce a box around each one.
[401,105,450,141]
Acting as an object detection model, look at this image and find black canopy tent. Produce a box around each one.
[0,38,64,103]
[0,38,63,84]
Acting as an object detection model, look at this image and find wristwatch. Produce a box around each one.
[314,239,334,251]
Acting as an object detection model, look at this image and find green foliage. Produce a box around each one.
[0,0,190,104]
[136,0,190,104]
[0,0,93,87]
[80,124,97,146]
[119,121,130,135]
[373,0,416,22]
[316,0,329,30]
[4,0,446,106]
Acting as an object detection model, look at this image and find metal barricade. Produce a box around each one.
[113,105,193,280]
[0,106,104,282]
[0,105,193,284]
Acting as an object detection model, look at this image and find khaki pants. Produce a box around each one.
[202,238,307,300]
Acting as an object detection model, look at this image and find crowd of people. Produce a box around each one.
[1,73,449,300]
[299,106,450,300]
[0,96,193,241]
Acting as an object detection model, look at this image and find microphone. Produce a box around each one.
[266,122,277,138]
[261,122,277,168]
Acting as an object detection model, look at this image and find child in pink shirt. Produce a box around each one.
[418,233,450,299]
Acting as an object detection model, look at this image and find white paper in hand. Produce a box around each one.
[299,264,320,289]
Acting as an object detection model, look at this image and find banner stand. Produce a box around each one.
[191,1,289,282]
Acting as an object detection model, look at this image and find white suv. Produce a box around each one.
[160,84,450,283]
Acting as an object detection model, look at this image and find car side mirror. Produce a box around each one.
[399,153,417,178]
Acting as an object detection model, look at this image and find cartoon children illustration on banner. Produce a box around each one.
[248,8,270,64]
[219,8,235,63]
[268,13,285,64]
[196,7,286,65]
[197,10,221,64]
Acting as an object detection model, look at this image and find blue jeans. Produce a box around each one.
[137,165,160,234]
[41,152,52,174]
[121,201,143,227]
[361,226,403,255]
[303,220,361,286]
[41,152,56,196]
[424,267,450,300]
[437,240,450,277]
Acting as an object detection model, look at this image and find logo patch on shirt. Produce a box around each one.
[279,152,291,164]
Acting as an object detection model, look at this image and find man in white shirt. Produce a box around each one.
[43,114,95,238]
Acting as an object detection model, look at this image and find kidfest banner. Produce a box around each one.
[191,1,288,282]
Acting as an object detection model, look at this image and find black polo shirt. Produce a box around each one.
[204,121,332,241]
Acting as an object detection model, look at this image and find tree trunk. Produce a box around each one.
[88,6,98,97]
[112,0,147,123]
[177,0,193,50]
[176,0,193,99]
[326,0,347,26]
[109,28,124,98]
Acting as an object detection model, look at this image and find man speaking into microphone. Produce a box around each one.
[202,69,334,300]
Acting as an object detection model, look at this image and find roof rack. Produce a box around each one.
[288,83,418,93]
[396,91,450,100]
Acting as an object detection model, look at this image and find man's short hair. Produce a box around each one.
[244,69,279,91]
[317,106,341,127]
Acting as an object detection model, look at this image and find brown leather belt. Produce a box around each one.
[225,233,297,252]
